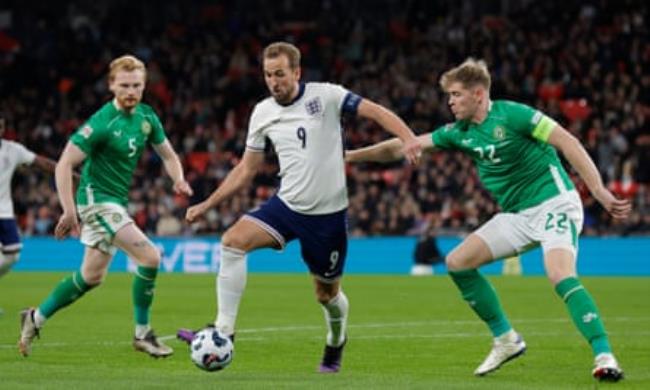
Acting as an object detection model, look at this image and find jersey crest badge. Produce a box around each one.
[112,213,123,223]
[141,121,151,135]
[80,125,93,139]
[305,97,323,116]
[493,126,505,140]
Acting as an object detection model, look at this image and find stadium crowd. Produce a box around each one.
[1,0,648,237]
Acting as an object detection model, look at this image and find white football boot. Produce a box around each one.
[474,330,526,376]
[592,353,624,382]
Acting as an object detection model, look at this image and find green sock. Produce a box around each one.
[449,269,512,337]
[133,265,158,326]
[555,277,611,356]
[39,272,95,318]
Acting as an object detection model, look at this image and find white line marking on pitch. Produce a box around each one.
[1,316,648,349]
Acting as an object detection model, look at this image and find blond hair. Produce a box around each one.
[263,42,301,69]
[440,58,491,91]
[108,55,146,82]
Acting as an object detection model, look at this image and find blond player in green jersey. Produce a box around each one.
[18,55,193,358]
[346,59,631,382]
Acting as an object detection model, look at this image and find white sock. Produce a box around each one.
[34,309,47,328]
[321,291,349,347]
[0,252,19,278]
[496,328,518,343]
[214,246,247,336]
[135,324,151,339]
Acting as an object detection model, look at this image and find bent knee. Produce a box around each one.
[315,283,339,304]
[221,230,252,252]
[316,291,337,305]
[445,253,469,271]
[81,270,106,286]
[139,248,161,268]
[2,251,20,265]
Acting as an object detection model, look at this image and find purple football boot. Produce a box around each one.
[176,328,196,345]
[318,338,346,373]
[177,324,235,345]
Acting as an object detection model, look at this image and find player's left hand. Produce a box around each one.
[402,137,422,165]
[173,180,194,196]
[186,202,208,223]
[594,187,632,220]
[55,212,80,239]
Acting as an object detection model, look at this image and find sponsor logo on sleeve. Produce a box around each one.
[531,111,542,125]
[80,125,93,139]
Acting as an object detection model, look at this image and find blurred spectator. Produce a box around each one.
[156,205,182,236]
[0,0,647,237]
[411,224,444,276]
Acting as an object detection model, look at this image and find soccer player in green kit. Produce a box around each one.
[18,55,193,358]
[346,59,631,382]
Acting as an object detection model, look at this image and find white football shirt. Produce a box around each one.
[0,140,36,218]
[246,82,360,214]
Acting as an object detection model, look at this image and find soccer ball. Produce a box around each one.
[190,328,234,372]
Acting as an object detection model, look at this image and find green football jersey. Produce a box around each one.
[71,101,167,207]
[431,100,574,212]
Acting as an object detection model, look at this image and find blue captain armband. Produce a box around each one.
[342,92,362,115]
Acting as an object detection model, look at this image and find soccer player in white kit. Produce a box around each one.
[0,114,57,282]
[178,42,421,372]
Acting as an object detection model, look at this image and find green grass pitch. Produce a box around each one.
[1,272,649,389]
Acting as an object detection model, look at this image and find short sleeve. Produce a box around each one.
[324,83,362,116]
[431,123,456,150]
[245,104,266,151]
[147,110,167,145]
[505,101,558,143]
[13,142,36,165]
[70,114,107,154]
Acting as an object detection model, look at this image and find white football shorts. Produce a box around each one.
[78,202,133,255]
[475,190,583,259]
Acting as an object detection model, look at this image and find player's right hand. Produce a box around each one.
[55,212,80,239]
[402,136,422,165]
[186,202,208,223]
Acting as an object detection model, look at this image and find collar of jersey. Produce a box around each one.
[111,98,138,115]
[465,99,494,129]
[277,82,305,107]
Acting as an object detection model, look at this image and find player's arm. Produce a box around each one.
[31,154,81,180]
[356,99,422,164]
[54,142,86,238]
[346,133,435,163]
[186,150,265,223]
[547,125,631,219]
[32,155,56,172]
[152,139,193,196]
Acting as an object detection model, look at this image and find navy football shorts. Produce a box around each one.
[245,195,348,282]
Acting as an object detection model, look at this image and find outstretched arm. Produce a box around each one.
[346,133,435,163]
[54,142,86,239]
[186,150,265,223]
[31,155,81,180]
[32,155,57,173]
[152,139,193,196]
[356,99,422,164]
[547,125,631,219]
